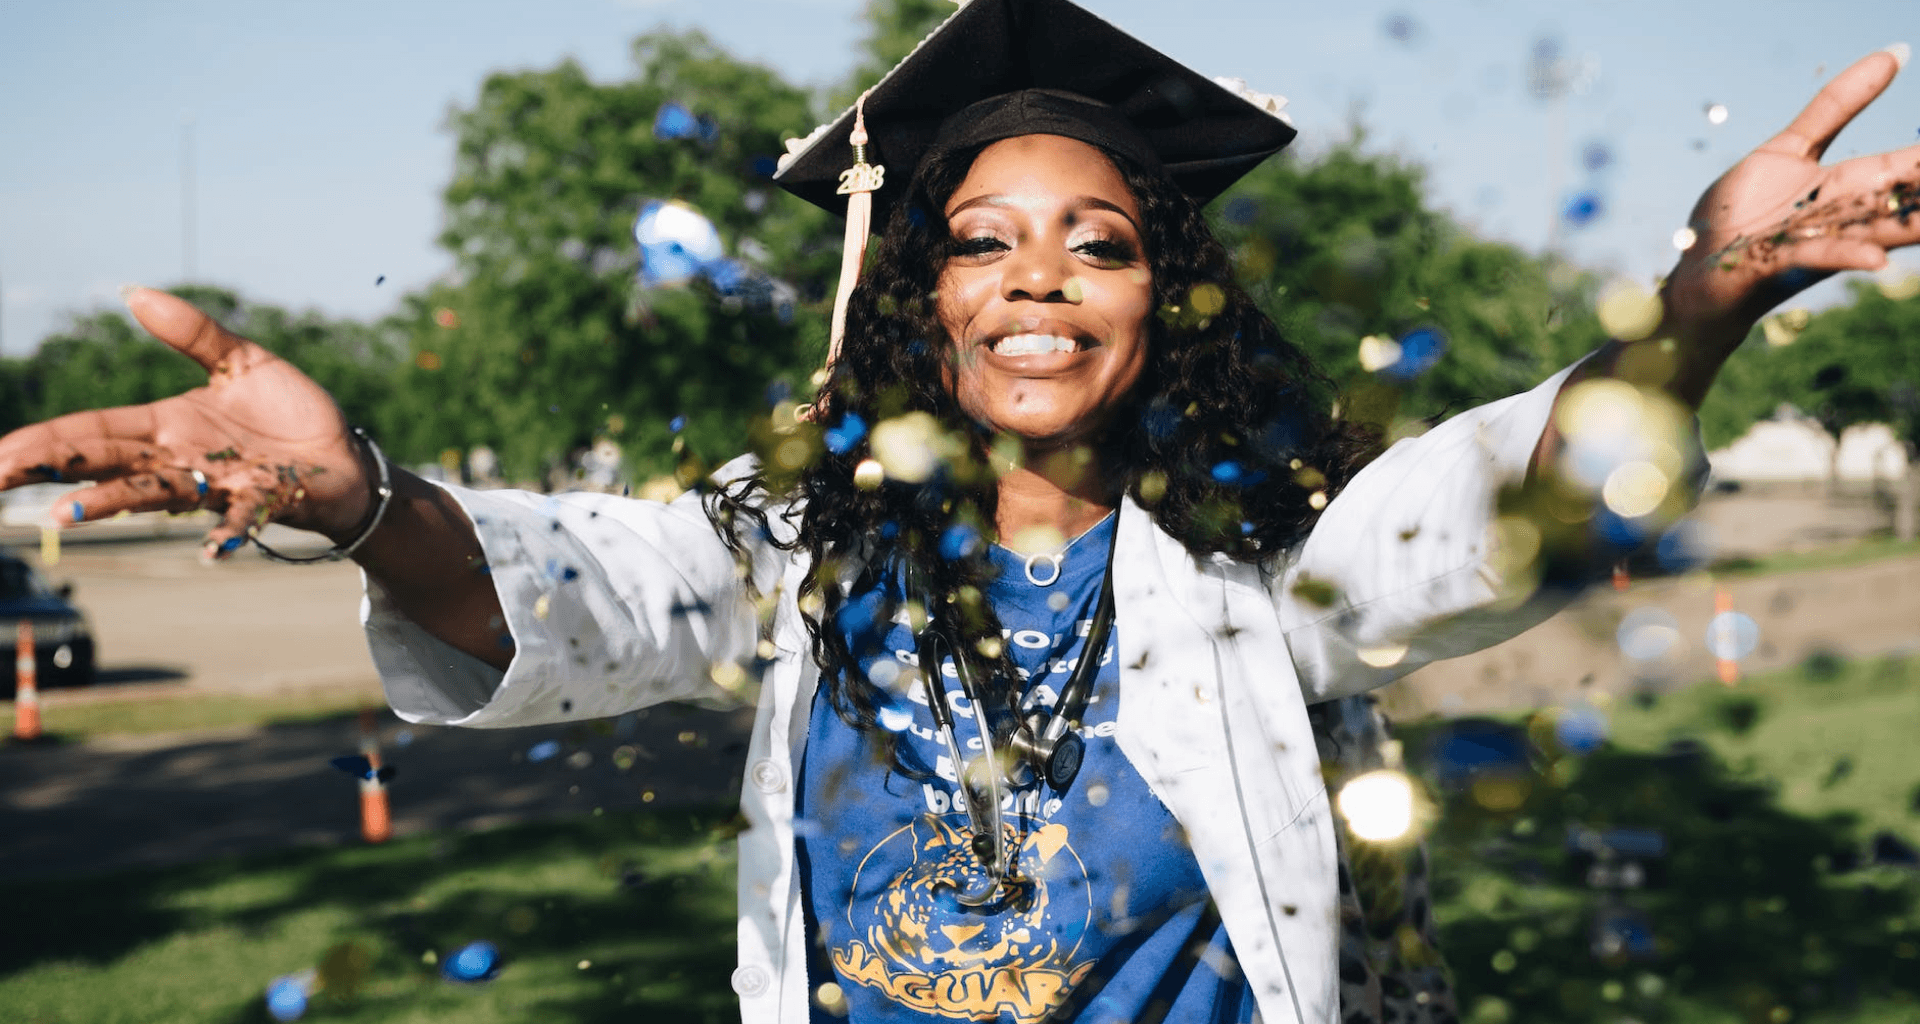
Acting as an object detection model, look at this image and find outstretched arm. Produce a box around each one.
[1538,45,1918,467]
[0,288,514,669]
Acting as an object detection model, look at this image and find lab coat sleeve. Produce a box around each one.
[360,456,794,727]
[1273,360,1698,703]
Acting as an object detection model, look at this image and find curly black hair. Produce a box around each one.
[710,139,1378,762]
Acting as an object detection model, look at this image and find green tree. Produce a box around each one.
[1214,139,1606,434]
[406,30,838,483]
[17,285,401,440]
[841,0,954,99]
[1701,280,1920,537]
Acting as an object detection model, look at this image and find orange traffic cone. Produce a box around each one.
[1713,587,1740,686]
[358,708,392,843]
[13,620,41,741]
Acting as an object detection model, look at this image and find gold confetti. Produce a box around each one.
[533,594,551,620]
[1357,335,1402,372]
[40,526,59,566]
[1596,281,1664,341]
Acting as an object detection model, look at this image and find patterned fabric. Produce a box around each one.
[1308,696,1459,1024]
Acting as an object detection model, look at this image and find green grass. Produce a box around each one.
[2,689,384,744]
[1706,533,1920,580]
[5,656,1919,1024]
[1414,655,1920,1024]
[0,808,741,1024]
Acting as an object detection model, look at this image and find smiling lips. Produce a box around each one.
[991,333,1081,357]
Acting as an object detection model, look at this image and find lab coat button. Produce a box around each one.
[731,965,771,997]
[729,960,768,991]
[749,758,787,794]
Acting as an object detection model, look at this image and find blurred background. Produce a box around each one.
[2,1,1918,1022]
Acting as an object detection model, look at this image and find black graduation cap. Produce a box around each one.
[772,0,1297,219]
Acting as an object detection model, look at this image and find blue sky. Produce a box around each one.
[1,0,1914,354]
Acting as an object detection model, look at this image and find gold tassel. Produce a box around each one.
[828,93,885,371]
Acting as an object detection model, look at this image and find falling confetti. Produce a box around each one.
[374,275,385,286]
[1563,190,1604,227]
[1337,770,1417,841]
[634,199,724,288]
[1356,335,1401,373]
[1581,141,1613,172]
[653,101,719,145]
[527,740,561,763]
[1761,308,1811,346]
[1671,226,1698,251]
[1595,281,1664,341]
[1704,610,1759,661]
[441,941,501,983]
[1377,326,1447,381]
[1704,102,1729,125]
[433,308,460,329]
[1876,268,1920,300]
[1554,704,1608,754]
[264,971,314,1022]
[1616,607,1681,660]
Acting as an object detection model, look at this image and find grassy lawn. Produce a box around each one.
[0,809,741,1024]
[2,658,1916,1023]
[1707,533,1920,580]
[1,689,383,745]
[1417,653,1920,1024]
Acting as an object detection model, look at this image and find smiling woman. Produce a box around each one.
[1,0,1918,1020]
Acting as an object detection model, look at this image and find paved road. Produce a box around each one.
[0,702,754,880]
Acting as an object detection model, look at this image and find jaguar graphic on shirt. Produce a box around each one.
[830,813,1095,1023]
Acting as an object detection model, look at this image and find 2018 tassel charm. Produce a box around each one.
[828,93,885,370]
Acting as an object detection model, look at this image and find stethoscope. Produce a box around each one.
[906,524,1117,907]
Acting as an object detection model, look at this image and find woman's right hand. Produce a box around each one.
[0,287,375,559]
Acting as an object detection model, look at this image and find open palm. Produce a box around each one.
[0,288,372,557]
[1667,46,1919,335]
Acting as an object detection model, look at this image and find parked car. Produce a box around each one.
[0,552,94,696]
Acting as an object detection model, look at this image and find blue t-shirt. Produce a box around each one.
[795,514,1256,1024]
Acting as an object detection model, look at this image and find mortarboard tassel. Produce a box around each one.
[828,93,885,371]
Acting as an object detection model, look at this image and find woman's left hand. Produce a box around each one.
[1662,45,1917,355]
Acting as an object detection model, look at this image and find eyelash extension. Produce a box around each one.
[1074,239,1136,262]
[951,237,1009,256]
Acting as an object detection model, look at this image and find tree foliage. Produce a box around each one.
[1700,280,1920,454]
[7,285,402,441]
[395,31,840,482]
[1215,140,1607,434]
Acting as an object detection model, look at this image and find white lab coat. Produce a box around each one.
[364,363,1590,1024]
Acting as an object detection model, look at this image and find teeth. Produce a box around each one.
[991,334,1078,357]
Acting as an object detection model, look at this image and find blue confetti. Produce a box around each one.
[329,755,395,783]
[527,740,561,763]
[1211,461,1244,485]
[669,415,687,433]
[634,200,724,289]
[71,501,84,523]
[1554,705,1608,754]
[1563,190,1604,227]
[442,941,502,983]
[824,412,868,455]
[652,102,717,145]
[1141,401,1181,442]
[938,524,982,561]
[879,521,900,539]
[1581,141,1613,172]
[1222,197,1260,226]
[1379,326,1448,382]
[766,380,793,406]
[265,974,310,1021]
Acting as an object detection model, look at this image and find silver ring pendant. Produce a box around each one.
[1024,552,1063,587]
